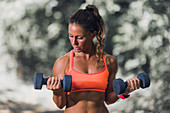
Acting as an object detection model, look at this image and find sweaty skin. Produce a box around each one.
[46,23,140,113]
[52,52,118,113]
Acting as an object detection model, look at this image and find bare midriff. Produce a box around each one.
[64,91,108,113]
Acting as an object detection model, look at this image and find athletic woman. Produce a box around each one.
[46,5,140,113]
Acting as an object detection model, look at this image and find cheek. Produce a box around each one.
[80,40,90,49]
[79,40,86,45]
[69,38,73,44]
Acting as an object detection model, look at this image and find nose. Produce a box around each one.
[73,37,78,45]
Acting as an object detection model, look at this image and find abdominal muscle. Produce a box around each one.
[64,91,109,113]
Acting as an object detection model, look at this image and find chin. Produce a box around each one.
[74,49,81,52]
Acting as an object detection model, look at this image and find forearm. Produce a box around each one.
[53,89,67,109]
[105,92,119,105]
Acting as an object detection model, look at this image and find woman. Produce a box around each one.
[47,5,140,113]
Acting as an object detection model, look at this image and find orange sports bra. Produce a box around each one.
[66,50,109,93]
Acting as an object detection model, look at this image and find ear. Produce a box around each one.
[90,31,97,39]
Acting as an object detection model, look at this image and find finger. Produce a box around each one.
[130,78,135,91]
[125,80,131,94]
[132,77,140,90]
[132,77,138,90]
[47,77,52,89]
[56,78,61,89]
[136,78,140,89]
[133,77,140,90]
[50,77,55,89]
[126,79,131,88]
[52,77,58,90]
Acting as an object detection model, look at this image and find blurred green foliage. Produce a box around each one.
[0,0,170,112]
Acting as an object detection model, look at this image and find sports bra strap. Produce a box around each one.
[69,50,74,69]
[69,50,107,70]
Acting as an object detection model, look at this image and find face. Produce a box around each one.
[68,23,95,53]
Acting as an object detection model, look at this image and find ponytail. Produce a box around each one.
[85,5,105,63]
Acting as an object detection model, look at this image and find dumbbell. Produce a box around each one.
[34,72,72,92]
[112,72,150,95]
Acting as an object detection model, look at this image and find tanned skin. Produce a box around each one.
[46,23,140,113]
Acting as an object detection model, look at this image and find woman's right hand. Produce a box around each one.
[46,77,62,91]
[47,76,66,109]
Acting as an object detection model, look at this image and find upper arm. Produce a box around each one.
[105,54,118,93]
[52,54,70,79]
[104,54,118,103]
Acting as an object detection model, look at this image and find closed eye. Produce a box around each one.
[69,35,73,38]
[77,36,83,40]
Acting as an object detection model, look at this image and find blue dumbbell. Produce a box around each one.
[34,72,72,92]
[112,72,150,95]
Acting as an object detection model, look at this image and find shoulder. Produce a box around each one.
[53,51,71,77]
[103,53,117,68]
[55,52,70,65]
[103,53,118,77]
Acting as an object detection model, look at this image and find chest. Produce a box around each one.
[66,54,109,93]
[73,56,104,74]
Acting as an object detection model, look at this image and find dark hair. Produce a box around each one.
[69,5,106,64]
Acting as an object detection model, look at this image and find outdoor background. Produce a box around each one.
[0,0,170,113]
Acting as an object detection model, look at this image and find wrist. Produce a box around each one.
[119,94,130,99]
[53,89,63,95]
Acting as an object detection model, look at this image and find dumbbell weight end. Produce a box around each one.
[137,73,150,88]
[112,78,128,95]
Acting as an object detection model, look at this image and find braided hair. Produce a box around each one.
[69,5,106,65]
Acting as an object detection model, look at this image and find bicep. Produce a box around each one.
[106,59,118,94]
[105,56,119,104]
[52,56,69,78]
[53,59,62,78]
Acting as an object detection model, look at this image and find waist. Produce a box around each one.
[65,91,108,113]
[65,102,108,113]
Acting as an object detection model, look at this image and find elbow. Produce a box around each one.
[53,96,66,109]
[105,92,119,105]
[105,95,119,105]
[105,101,111,105]
[54,101,66,109]
[56,104,65,109]
[105,100,115,105]
[105,101,110,105]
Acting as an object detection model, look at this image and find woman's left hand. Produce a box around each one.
[124,77,140,95]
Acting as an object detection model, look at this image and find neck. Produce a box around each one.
[75,43,96,59]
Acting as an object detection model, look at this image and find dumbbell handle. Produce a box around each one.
[42,78,48,85]
[42,78,63,87]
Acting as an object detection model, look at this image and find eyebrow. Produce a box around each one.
[69,33,85,37]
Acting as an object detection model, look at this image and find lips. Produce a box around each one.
[74,47,80,50]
